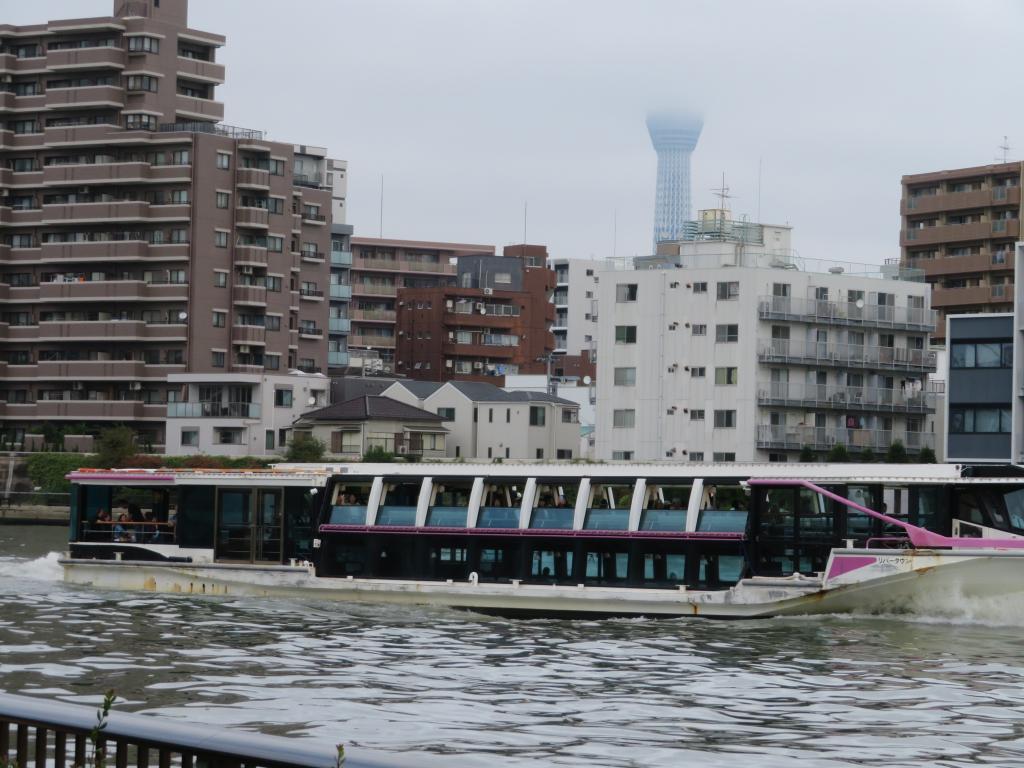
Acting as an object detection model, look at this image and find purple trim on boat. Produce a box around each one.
[749,478,1024,550]
[319,524,745,541]
[826,555,878,581]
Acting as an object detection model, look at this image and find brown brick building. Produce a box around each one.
[900,161,1022,342]
[0,0,335,448]
[395,245,556,383]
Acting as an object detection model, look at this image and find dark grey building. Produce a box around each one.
[945,313,1013,462]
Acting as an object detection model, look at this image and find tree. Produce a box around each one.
[885,440,908,464]
[826,443,850,463]
[917,446,937,464]
[95,426,136,468]
[362,445,395,463]
[284,433,325,462]
[798,445,816,462]
[859,448,876,463]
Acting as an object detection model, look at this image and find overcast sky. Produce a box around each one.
[22,0,1024,264]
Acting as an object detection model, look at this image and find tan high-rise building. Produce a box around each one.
[0,0,335,450]
[900,161,1022,342]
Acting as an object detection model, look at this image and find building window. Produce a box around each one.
[215,231,228,248]
[714,367,738,385]
[267,276,282,291]
[214,271,227,287]
[614,367,636,386]
[612,450,634,461]
[126,75,158,92]
[556,449,573,460]
[216,152,230,170]
[181,429,198,447]
[689,452,705,462]
[212,351,225,368]
[536,449,544,459]
[616,284,638,302]
[715,324,739,343]
[690,367,705,378]
[265,354,280,370]
[615,325,637,344]
[613,409,635,428]
[437,407,455,420]
[713,410,736,428]
[562,409,578,423]
[950,407,1011,434]
[212,311,225,327]
[716,281,739,300]
[690,409,705,420]
[712,452,736,462]
[275,389,293,407]
[693,282,707,294]
[691,324,706,336]
[950,342,1012,369]
[265,430,275,450]
[529,406,546,427]
[125,113,157,131]
[216,192,230,209]
[494,272,512,284]
[127,36,160,53]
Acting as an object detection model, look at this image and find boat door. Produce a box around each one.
[215,487,283,563]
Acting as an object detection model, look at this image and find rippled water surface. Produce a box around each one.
[5,526,1024,766]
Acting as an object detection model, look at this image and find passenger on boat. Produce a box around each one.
[96,509,111,525]
[113,512,135,543]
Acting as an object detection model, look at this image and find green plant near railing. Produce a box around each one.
[90,690,115,768]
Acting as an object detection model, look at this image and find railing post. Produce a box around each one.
[54,731,66,768]
[16,724,28,766]
[34,726,46,768]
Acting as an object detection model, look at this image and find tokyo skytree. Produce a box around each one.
[646,112,703,245]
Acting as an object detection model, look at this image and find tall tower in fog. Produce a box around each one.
[646,112,703,245]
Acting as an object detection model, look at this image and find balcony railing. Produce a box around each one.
[329,317,351,333]
[756,381,936,413]
[299,288,324,298]
[159,121,263,140]
[328,350,350,367]
[757,295,936,331]
[756,424,934,452]
[757,339,937,372]
[330,284,353,300]
[331,248,353,266]
[299,326,324,337]
[167,402,260,419]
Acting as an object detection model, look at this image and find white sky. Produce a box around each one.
[20,0,1024,264]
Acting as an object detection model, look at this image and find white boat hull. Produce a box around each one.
[60,548,1024,619]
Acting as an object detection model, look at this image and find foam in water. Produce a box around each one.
[0,551,64,582]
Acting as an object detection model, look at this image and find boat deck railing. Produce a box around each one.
[0,691,399,768]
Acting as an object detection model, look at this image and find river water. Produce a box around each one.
[4,526,1024,767]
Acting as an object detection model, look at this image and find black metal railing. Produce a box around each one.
[159,121,264,141]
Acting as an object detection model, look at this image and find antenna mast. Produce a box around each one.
[712,173,733,211]
[997,136,1011,163]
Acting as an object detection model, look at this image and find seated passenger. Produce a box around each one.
[113,513,135,543]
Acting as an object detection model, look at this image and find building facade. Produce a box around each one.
[347,237,493,374]
[0,0,336,449]
[900,161,1022,343]
[646,112,702,245]
[328,222,353,374]
[394,245,555,383]
[549,256,599,374]
[596,214,939,462]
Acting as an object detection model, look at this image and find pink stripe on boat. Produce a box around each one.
[826,555,877,581]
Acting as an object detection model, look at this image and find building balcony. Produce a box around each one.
[350,309,396,322]
[901,220,1020,246]
[176,56,226,85]
[43,122,121,147]
[331,248,353,267]
[235,206,269,229]
[444,310,518,329]
[33,400,162,421]
[299,287,325,301]
[328,350,350,367]
[905,251,1014,277]
[902,186,1021,215]
[352,283,396,297]
[46,46,125,71]
[351,256,455,274]
[329,318,352,333]
[45,85,124,110]
[232,284,267,306]
[33,360,176,380]
[301,250,326,263]
[299,326,324,339]
[231,325,266,345]
[234,245,268,267]
[175,94,225,122]
[757,339,937,373]
[0,207,42,227]
[756,424,935,453]
[35,320,187,342]
[1,131,44,151]
[42,161,191,186]
[756,381,936,414]
[330,284,353,300]
[168,402,261,419]
[38,279,189,302]
[37,241,190,264]
[442,342,517,359]
[757,295,936,331]
[300,211,327,225]
[39,200,158,225]
[235,167,270,190]
[932,284,1013,308]
[349,334,396,348]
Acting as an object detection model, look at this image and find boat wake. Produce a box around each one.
[0,552,64,583]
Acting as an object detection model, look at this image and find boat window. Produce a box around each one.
[80,485,176,545]
[328,482,372,525]
[701,484,748,511]
[328,506,366,525]
[797,488,831,535]
[426,479,473,527]
[376,507,417,526]
[645,483,691,511]
[530,507,574,529]
[1003,488,1024,530]
[588,482,633,510]
[477,507,521,528]
[639,508,685,531]
[642,551,686,585]
[478,479,525,528]
[529,546,574,580]
[328,543,369,576]
[718,555,744,583]
[910,485,943,530]
[478,541,522,579]
[377,480,421,526]
[955,490,988,527]
[530,481,576,529]
[583,508,629,530]
[425,507,467,527]
[583,547,629,584]
[696,510,748,533]
[846,485,881,537]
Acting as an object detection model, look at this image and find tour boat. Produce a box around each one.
[59,462,1024,619]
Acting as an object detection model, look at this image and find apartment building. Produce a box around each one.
[595,211,939,462]
[347,237,493,374]
[328,222,353,373]
[900,161,1022,342]
[0,0,334,449]
[549,256,599,381]
[394,245,556,383]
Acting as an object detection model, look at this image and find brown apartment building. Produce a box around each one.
[395,244,556,383]
[347,237,494,373]
[0,0,334,448]
[900,161,1022,342]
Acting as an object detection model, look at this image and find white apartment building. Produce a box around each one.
[382,380,580,460]
[165,371,329,457]
[595,211,939,462]
[549,257,600,358]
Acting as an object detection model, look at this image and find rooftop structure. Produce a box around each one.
[646,111,703,245]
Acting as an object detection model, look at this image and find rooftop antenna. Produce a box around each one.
[997,136,1011,163]
[712,172,733,211]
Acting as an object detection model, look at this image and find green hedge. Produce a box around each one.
[25,453,98,494]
